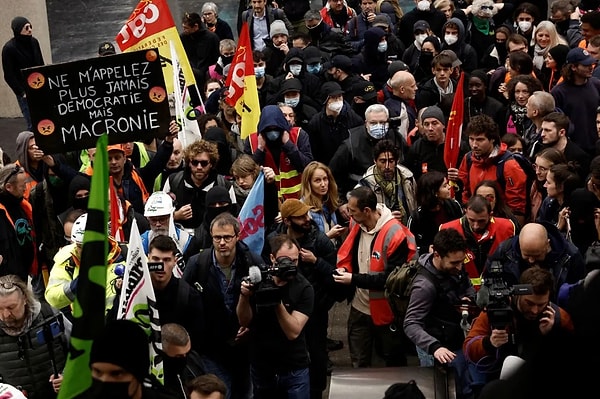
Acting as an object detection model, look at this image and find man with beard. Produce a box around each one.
[164,139,233,232]
[180,12,219,98]
[355,139,417,226]
[237,235,314,398]
[403,228,474,397]
[266,199,338,399]
[1,16,44,130]
[141,191,200,273]
[457,114,528,226]
[245,105,313,200]
[334,186,417,367]
[184,213,262,399]
[330,104,406,205]
[540,112,590,181]
[440,195,515,291]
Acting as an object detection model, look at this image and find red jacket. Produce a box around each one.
[440,216,515,289]
[458,143,527,216]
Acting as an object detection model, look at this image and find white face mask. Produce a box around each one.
[518,20,532,32]
[377,41,388,53]
[328,100,344,113]
[445,34,458,45]
[416,33,428,45]
[289,65,302,76]
[417,0,430,11]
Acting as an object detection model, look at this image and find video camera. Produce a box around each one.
[242,257,298,311]
[483,261,533,330]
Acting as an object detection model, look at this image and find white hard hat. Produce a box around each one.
[144,192,174,217]
[71,213,87,244]
[0,383,27,399]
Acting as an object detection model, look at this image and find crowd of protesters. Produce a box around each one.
[4,0,600,398]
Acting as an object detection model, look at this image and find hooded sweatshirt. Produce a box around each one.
[15,131,44,200]
[353,204,394,314]
[441,18,478,72]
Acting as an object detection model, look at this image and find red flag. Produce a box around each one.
[109,176,124,242]
[444,72,465,169]
[224,23,261,139]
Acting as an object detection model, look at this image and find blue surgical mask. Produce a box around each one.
[307,63,322,74]
[368,123,388,139]
[377,41,388,53]
[254,66,265,78]
[264,130,281,141]
[289,64,302,76]
[284,96,300,108]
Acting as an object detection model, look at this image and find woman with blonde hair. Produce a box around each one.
[531,21,568,71]
[300,161,346,244]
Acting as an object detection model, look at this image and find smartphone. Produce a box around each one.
[340,219,350,228]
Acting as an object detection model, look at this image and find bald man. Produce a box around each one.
[384,70,418,140]
[483,222,585,301]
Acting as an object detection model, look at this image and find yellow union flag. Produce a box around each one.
[224,23,261,140]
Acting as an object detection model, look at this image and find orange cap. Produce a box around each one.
[107,144,125,153]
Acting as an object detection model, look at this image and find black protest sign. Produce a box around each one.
[24,48,170,153]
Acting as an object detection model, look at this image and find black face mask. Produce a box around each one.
[163,355,188,378]
[419,51,434,68]
[89,379,132,399]
[205,204,231,226]
[222,55,233,65]
[72,195,89,211]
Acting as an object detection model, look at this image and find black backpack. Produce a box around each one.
[465,150,536,219]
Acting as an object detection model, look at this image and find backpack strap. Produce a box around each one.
[176,279,191,321]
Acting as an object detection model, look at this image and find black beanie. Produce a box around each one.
[11,17,30,36]
[90,320,150,382]
[206,186,231,206]
[548,44,570,71]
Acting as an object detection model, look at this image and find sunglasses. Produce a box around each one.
[2,165,22,186]
[0,281,22,292]
[190,159,210,168]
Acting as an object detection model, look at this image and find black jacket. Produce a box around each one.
[180,26,220,89]
[183,242,263,362]
[484,222,586,299]
[306,103,364,164]
[1,34,44,96]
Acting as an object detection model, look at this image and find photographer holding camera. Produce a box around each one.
[237,235,314,398]
[464,266,574,394]
[266,199,338,399]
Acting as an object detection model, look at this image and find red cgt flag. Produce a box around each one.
[224,22,260,139]
[444,71,465,169]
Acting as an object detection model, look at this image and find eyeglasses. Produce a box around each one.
[533,164,549,173]
[2,165,22,186]
[190,159,210,168]
[480,5,493,10]
[212,235,236,243]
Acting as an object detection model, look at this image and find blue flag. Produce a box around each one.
[238,170,265,254]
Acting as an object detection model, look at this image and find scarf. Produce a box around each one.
[373,167,407,224]
[532,44,546,70]
[472,16,491,36]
